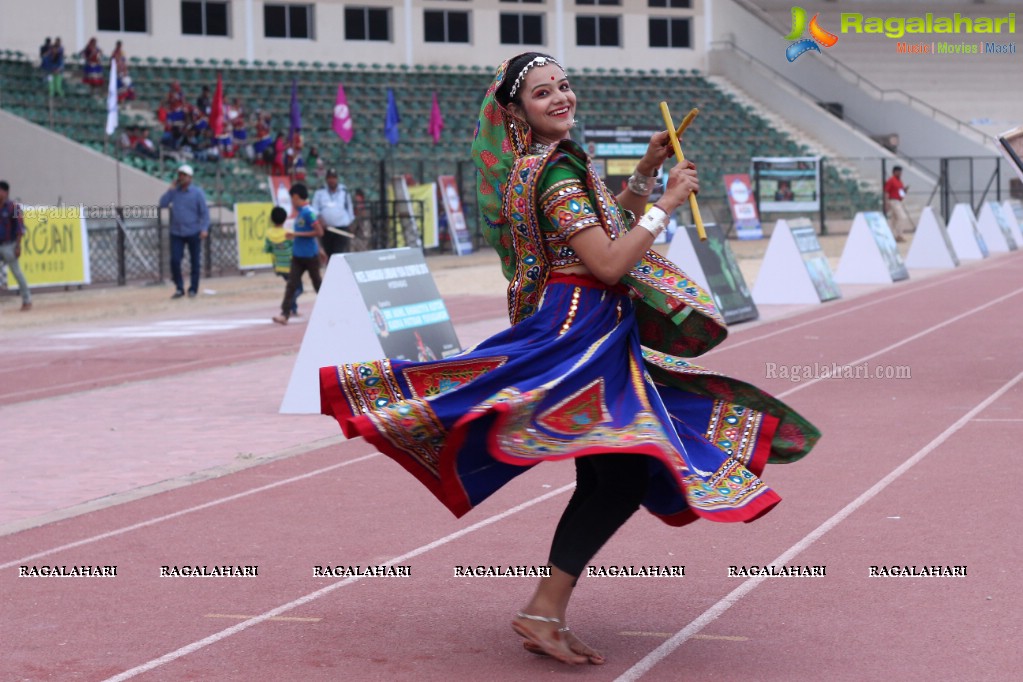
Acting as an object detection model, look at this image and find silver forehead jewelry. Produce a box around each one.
[508,56,562,99]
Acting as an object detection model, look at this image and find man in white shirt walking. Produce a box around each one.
[311,168,355,256]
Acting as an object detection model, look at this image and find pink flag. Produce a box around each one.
[428,91,444,144]
[332,83,353,142]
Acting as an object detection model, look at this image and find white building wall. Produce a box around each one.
[0,0,703,71]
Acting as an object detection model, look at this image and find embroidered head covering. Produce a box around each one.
[472,53,562,262]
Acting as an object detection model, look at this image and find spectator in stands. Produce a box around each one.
[884,165,911,242]
[307,145,324,181]
[80,38,104,90]
[41,38,65,98]
[227,98,243,123]
[312,168,355,255]
[272,183,323,325]
[134,128,159,159]
[252,112,273,165]
[159,164,210,299]
[272,132,287,175]
[39,37,52,61]
[196,86,211,115]
[118,125,135,153]
[231,121,247,159]
[111,41,135,102]
[0,180,32,311]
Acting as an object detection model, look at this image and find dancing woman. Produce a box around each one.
[320,52,819,665]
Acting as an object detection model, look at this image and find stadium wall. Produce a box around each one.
[0,109,166,207]
[708,0,1008,199]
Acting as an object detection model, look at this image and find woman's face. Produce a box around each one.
[508,63,576,145]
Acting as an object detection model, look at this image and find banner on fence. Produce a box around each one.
[7,206,90,288]
[235,202,275,270]
[407,183,438,249]
[438,175,473,255]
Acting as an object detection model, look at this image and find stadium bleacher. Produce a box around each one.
[0,51,879,218]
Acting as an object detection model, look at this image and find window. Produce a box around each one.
[345,6,390,41]
[182,1,229,36]
[649,17,691,48]
[97,0,148,32]
[264,3,313,39]
[500,13,543,45]
[424,10,470,43]
[649,0,691,7]
[576,0,620,6]
[576,15,620,46]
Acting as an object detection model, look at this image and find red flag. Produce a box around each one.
[333,83,353,143]
[210,73,224,137]
[428,91,444,144]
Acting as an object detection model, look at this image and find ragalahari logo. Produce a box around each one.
[785,6,839,61]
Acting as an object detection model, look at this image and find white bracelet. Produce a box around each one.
[638,205,669,237]
[627,168,661,196]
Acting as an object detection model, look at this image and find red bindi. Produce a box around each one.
[551,76,555,80]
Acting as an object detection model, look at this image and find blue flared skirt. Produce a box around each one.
[321,273,785,526]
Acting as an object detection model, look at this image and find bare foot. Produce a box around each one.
[523,628,605,665]
[512,612,587,665]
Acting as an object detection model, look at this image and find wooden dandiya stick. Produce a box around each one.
[659,102,706,241]
[675,107,699,137]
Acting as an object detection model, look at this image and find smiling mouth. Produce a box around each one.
[550,107,571,117]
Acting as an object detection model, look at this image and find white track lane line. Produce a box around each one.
[774,284,1023,399]
[100,483,575,682]
[0,454,380,570]
[617,368,1023,682]
[718,254,1015,353]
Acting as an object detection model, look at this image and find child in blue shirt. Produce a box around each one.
[272,183,323,325]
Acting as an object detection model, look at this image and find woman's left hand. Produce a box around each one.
[637,130,675,176]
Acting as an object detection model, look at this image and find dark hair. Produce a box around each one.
[0,181,9,191]
[495,52,559,108]
[289,183,308,200]
[270,206,287,225]
[892,165,902,172]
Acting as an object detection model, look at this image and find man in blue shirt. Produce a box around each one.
[159,164,210,298]
[273,183,323,325]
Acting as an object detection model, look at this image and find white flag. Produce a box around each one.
[105,57,118,135]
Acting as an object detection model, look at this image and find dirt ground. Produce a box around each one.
[0,230,890,333]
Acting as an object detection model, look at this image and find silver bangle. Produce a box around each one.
[627,168,661,196]
[637,205,669,238]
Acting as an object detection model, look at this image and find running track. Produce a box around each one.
[2,253,1021,681]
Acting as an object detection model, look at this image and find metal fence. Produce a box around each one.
[81,200,455,286]
[84,206,239,285]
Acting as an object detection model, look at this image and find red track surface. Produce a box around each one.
[2,255,1021,681]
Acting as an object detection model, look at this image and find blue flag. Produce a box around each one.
[289,79,302,143]
[384,89,400,145]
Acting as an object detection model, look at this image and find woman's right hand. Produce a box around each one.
[658,160,699,213]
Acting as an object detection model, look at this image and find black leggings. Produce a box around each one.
[548,454,649,578]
